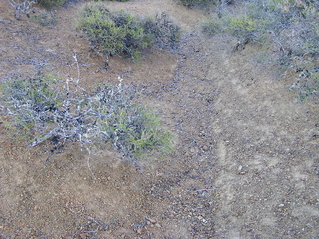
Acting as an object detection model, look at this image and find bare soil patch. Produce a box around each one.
[1,0,319,238]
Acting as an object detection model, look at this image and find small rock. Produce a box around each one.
[79,234,88,239]
[148,218,156,224]
[202,145,209,151]
[155,223,161,228]
[190,147,199,154]
[278,204,285,208]
[137,228,142,234]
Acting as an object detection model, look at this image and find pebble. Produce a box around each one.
[202,145,209,151]
[155,223,161,228]
[137,228,142,234]
[190,147,199,154]
[148,218,156,224]
[79,233,88,239]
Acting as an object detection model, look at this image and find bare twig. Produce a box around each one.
[85,146,96,180]
[6,0,38,19]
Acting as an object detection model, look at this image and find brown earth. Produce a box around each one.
[0,0,319,238]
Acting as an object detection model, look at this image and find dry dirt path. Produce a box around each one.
[164,32,319,238]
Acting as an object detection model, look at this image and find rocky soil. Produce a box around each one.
[0,0,319,238]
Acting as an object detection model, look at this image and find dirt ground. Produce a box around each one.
[1,0,319,238]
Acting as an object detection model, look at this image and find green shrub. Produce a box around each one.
[78,3,180,63]
[30,9,58,27]
[202,0,319,102]
[290,66,319,103]
[38,0,68,8]
[142,12,181,50]
[177,0,216,8]
[202,10,270,46]
[201,16,224,36]
[0,75,173,158]
[78,3,152,61]
[203,0,319,54]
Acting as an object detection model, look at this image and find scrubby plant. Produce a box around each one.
[201,16,224,36]
[204,0,319,54]
[37,0,67,8]
[30,9,58,27]
[0,67,173,160]
[290,66,319,103]
[6,0,38,19]
[6,0,67,20]
[202,0,319,101]
[78,3,152,62]
[202,3,272,46]
[142,12,181,50]
[177,0,216,8]
[78,3,180,65]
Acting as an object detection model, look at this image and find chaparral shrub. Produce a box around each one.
[202,0,319,101]
[78,3,180,64]
[38,0,68,8]
[0,73,173,158]
[79,3,152,61]
[177,0,216,8]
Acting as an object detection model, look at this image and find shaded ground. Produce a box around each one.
[1,0,319,238]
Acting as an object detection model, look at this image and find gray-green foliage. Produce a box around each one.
[290,66,319,103]
[177,0,217,8]
[79,4,150,60]
[30,9,58,27]
[202,0,319,101]
[0,75,173,158]
[78,3,180,62]
[38,0,67,8]
[202,2,272,44]
[203,0,319,56]
[143,12,181,50]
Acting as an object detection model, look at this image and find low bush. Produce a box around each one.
[202,0,319,101]
[30,9,58,27]
[202,2,272,45]
[177,0,216,8]
[143,12,181,50]
[78,3,180,64]
[79,4,150,60]
[0,73,173,158]
[38,0,68,8]
[290,66,319,103]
